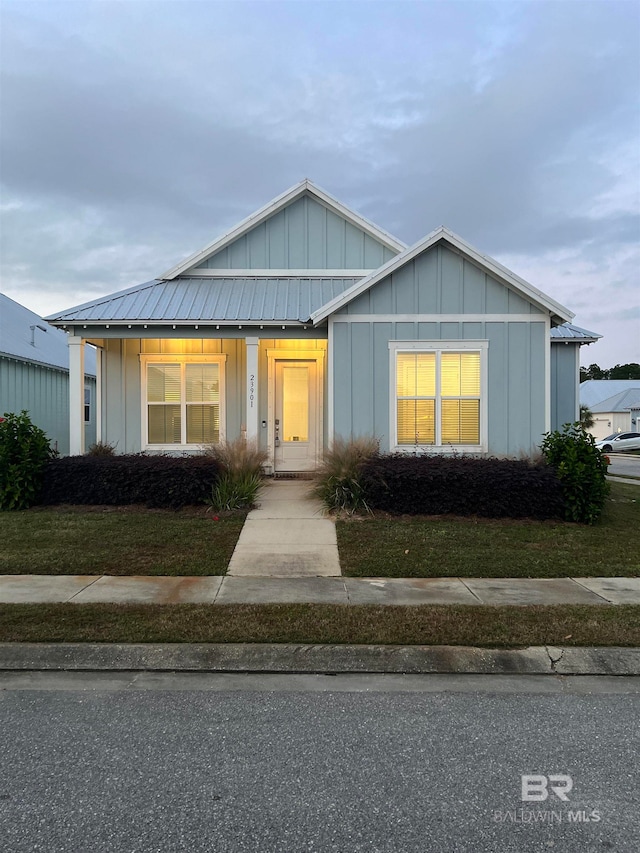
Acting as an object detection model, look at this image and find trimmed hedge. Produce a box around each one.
[359,455,565,520]
[38,455,222,509]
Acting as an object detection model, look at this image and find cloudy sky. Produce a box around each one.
[1,0,638,366]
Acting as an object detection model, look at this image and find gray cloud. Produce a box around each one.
[1,0,638,363]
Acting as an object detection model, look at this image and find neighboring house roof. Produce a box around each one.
[310,226,573,326]
[45,277,362,325]
[550,323,601,343]
[590,388,640,414]
[1,293,96,374]
[580,379,640,408]
[160,179,407,279]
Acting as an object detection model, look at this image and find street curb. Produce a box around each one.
[0,643,639,675]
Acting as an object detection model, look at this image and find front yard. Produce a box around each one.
[1,482,637,580]
[337,481,639,578]
[0,507,245,576]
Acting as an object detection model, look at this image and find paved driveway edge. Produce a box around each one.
[0,643,639,675]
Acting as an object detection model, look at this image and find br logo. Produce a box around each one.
[521,774,573,802]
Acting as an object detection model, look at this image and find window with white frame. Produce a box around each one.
[141,356,225,446]
[391,342,487,449]
[84,386,91,423]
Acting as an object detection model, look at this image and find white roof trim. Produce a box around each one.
[182,268,374,278]
[310,226,574,325]
[159,179,407,280]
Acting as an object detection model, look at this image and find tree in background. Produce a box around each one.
[609,363,640,379]
[580,363,640,382]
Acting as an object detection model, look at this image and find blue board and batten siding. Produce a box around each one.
[195,195,397,271]
[550,343,579,430]
[332,245,549,456]
[0,357,96,455]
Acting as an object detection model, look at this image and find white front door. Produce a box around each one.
[274,360,319,472]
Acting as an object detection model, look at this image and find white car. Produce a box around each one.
[595,432,640,453]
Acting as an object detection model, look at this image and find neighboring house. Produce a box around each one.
[45,180,598,470]
[0,293,96,455]
[580,380,640,440]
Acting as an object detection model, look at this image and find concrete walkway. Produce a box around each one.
[1,574,639,605]
[227,480,341,577]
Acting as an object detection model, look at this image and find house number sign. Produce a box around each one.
[249,374,255,408]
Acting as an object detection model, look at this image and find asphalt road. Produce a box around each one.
[607,454,640,479]
[1,673,639,853]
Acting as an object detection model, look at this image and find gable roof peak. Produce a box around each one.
[159,181,406,280]
[311,224,573,325]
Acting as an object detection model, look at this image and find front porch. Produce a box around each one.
[66,332,328,474]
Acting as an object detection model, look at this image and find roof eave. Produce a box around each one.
[50,319,312,328]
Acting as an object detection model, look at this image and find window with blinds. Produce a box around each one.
[396,349,481,446]
[146,361,221,445]
[396,353,436,445]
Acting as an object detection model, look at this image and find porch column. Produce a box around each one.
[245,336,259,443]
[68,335,85,455]
[95,347,103,444]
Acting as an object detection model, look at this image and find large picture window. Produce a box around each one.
[391,342,487,450]
[142,356,225,447]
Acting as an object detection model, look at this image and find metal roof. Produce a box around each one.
[591,388,640,414]
[45,277,363,325]
[1,293,96,374]
[550,322,601,342]
[580,380,640,408]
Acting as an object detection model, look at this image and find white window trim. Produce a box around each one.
[389,340,489,454]
[83,385,92,424]
[140,354,226,451]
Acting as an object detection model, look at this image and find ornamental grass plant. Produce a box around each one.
[203,437,267,511]
[313,436,379,514]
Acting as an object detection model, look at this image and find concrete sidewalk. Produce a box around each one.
[227,479,341,577]
[1,574,639,605]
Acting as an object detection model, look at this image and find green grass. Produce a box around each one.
[0,603,637,647]
[0,507,246,576]
[337,481,639,578]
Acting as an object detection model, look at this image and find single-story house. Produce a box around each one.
[45,180,598,471]
[0,293,96,455]
[580,380,640,440]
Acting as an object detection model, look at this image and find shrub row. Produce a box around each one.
[38,455,222,509]
[359,455,566,520]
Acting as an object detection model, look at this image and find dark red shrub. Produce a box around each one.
[359,455,565,520]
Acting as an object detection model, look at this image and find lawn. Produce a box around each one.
[0,603,637,647]
[337,481,639,578]
[0,507,245,576]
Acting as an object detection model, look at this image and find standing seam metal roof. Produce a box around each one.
[45,277,364,324]
[550,323,601,341]
[591,389,640,414]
